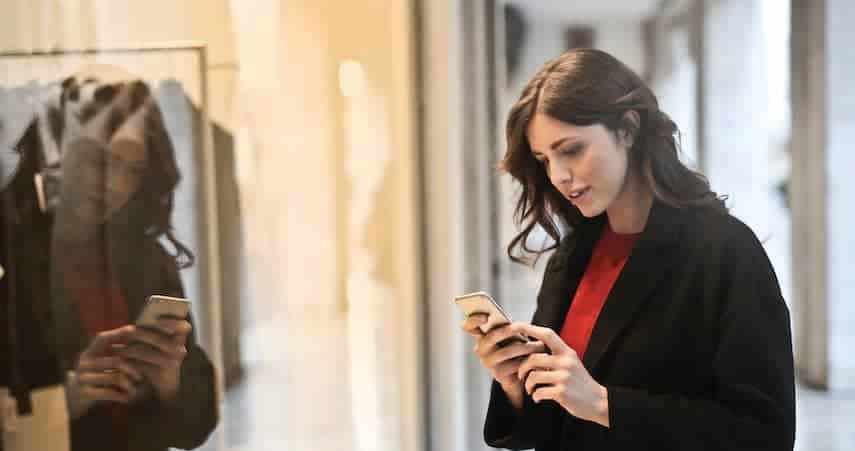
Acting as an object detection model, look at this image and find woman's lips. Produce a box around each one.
[568,187,591,206]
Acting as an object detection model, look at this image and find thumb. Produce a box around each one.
[85,325,134,356]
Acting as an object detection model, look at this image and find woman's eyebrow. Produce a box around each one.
[550,136,581,149]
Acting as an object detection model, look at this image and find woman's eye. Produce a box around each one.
[561,145,583,156]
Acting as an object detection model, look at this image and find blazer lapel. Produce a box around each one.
[582,201,687,373]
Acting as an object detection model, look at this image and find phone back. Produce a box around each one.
[136,295,190,328]
[454,292,512,334]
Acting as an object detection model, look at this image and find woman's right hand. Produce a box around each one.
[462,314,546,408]
[66,326,145,419]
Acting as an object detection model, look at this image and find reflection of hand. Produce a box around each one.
[66,326,144,419]
[57,81,154,229]
[121,318,192,403]
[517,324,610,427]
[462,315,546,409]
[76,81,150,146]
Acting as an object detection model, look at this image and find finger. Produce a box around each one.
[128,326,179,355]
[482,338,544,366]
[517,324,572,356]
[465,330,484,341]
[78,356,122,372]
[517,353,555,382]
[78,357,144,383]
[531,385,565,404]
[483,340,538,369]
[527,340,548,355]
[493,355,527,379]
[480,323,528,354]
[121,343,178,369]
[149,318,192,338]
[116,360,144,383]
[80,385,130,404]
[83,326,135,356]
[77,371,136,395]
[524,369,567,395]
[462,314,488,335]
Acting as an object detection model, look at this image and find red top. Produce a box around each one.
[58,245,130,443]
[59,246,129,336]
[559,222,641,360]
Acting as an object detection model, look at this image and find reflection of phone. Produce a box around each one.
[135,295,190,328]
[454,291,528,343]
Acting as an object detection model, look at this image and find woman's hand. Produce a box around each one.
[517,324,610,428]
[121,317,192,403]
[66,326,144,419]
[462,314,546,408]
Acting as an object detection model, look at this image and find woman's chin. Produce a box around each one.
[576,202,603,218]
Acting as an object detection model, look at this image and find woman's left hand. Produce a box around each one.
[517,324,610,428]
[121,318,192,403]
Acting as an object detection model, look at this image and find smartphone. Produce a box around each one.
[454,291,528,343]
[135,295,190,328]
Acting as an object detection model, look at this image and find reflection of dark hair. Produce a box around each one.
[135,98,195,269]
[87,80,194,269]
[502,48,727,264]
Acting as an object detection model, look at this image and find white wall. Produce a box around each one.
[703,0,794,321]
[826,0,855,390]
[703,0,776,261]
[595,20,647,76]
[653,27,700,168]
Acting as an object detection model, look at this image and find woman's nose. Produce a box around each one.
[550,164,573,187]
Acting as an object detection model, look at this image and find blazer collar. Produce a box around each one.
[539,200,689,373]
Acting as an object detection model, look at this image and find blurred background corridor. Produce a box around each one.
[1,0,853,450]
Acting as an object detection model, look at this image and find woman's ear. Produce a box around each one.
[619,110,641,149]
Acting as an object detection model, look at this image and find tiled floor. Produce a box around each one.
[200,315,855,450]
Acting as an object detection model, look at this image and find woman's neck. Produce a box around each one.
[606,170,654,234]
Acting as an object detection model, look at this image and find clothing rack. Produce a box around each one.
[0,41,225,405]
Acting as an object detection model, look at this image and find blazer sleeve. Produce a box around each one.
[126,250,219,450]
[483,252,565,450]
[604,223,796,450]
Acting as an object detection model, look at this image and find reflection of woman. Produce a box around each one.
[48,78,217,451]
[463,49,795,450]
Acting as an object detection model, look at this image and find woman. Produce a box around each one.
[463,49,795,450]
[47,77,216,450]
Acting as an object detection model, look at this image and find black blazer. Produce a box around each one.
[484,201,796,451]
[54,238,220,451]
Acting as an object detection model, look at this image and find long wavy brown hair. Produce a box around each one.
[502,48,726,264]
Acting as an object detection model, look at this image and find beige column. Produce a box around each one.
[791,0,855,391]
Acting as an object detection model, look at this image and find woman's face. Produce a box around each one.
[61,136,148,227]
[527,113,631,218]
